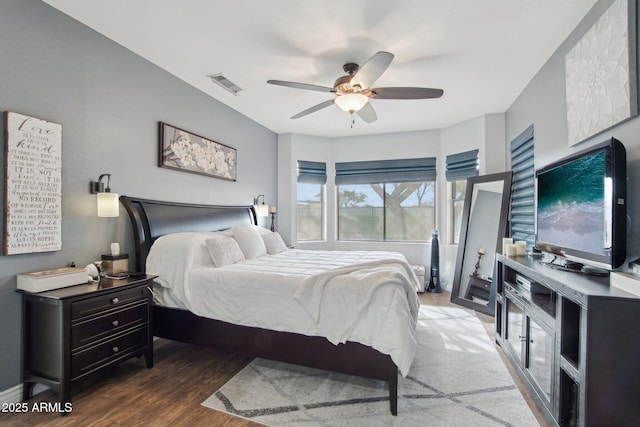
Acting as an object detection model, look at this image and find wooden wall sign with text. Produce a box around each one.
[3,112,62,255]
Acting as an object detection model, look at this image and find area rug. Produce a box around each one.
[202,306,539,426]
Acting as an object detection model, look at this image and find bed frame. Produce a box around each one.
[120,195,399,415]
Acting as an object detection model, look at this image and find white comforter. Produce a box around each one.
[147,235,420,376]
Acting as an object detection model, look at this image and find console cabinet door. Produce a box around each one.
[526,316,554,404]
[505,294,525,361]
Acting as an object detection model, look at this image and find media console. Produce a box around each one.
[495,254,640,426]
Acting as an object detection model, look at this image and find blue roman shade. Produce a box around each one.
[297,160,327,184]
[509,125,535,246]
[445,149,479,181]
[335,157,436,185]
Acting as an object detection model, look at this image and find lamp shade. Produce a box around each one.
[334,93,368,113]
[255,203,269,217]
[97,192,120,217]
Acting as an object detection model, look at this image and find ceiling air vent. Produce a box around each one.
[207,74,243,96]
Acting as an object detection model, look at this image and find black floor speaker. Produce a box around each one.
[427,230,442,293]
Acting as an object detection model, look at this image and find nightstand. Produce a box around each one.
[465,274,491,300]
[19,275,155,412]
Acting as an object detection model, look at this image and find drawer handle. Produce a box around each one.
[112,320,119,327]
[112,346,119,353]
[111,297,119,304]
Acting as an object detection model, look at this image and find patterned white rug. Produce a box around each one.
[202,306,539,426]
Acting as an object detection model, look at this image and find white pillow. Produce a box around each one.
[216,228,235,237]
[205,235,245,267]
[148,232,216,269]
[251,224,272,236]
[262,232,288,255]
[232,225,267,259]
[146,232,220,305]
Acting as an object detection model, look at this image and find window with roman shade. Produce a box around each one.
[509,125,535,247]
[445,149,479,182]
[335,157,436,185]
[335,157,436,241]
[296,161,326,241]
[297,160,327,185]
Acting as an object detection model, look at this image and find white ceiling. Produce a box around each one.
[43,0,597,138]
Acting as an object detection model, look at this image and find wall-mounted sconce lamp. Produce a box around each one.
[253,194,269,217]
[90,174,119,217]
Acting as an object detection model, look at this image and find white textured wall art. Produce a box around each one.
[565,0,633,146]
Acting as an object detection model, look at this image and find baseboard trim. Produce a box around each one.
[0,383,49,405]
[0,384,21,405]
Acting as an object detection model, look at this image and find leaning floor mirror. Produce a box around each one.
[450,171,513,315]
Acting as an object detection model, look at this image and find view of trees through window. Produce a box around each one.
[297,182,323,241]
[338,181,435,241]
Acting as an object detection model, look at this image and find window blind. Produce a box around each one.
[510,125,535,246]
[297,160,327,184]
[335,157,436,185]
[445,149,479,181]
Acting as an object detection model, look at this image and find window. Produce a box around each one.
[336,158,436,241]
[446,149,479,244]
[451,180,466,244]
[297,183,323,240]
[297,161,326,241]
[509,125,535,246]
[338,184,383,240]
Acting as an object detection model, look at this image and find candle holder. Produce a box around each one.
[472,249,484,276]
[269,207,277,232]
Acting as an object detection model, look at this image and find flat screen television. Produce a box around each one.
[534,138,626,273]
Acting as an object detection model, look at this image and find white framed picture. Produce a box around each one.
[4,112,62,255]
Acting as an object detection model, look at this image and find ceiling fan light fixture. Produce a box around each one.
[268,51,442,124]
[334,93,368,113]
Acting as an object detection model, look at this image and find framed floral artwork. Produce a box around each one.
[159,122,237,181]
[564,0,638,146]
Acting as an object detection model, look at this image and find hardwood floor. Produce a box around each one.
[3,291,545,426]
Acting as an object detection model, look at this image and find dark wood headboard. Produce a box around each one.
[120,196,257,272]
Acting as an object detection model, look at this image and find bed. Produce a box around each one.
[120,195,419,415]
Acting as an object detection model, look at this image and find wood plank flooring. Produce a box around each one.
[2,291,545,426]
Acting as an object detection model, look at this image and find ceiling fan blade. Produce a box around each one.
[267,80,335,93]
[291,99,335,119]
[351,51,394,89]
[356,102,377,123]
[370,87,444,99]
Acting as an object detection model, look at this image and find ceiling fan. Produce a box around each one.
[267,51,443,125]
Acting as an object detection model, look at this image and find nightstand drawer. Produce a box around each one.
[71,326,147,379]
[466,275,492,300]
[71,302,148,349]
[72,287,146,320]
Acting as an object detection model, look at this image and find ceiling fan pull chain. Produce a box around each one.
[350,112,355,128]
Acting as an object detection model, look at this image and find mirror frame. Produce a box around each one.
[450,171,513,315]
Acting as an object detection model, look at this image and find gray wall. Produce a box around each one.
[506,0,640,262]
[0,0,277,390]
